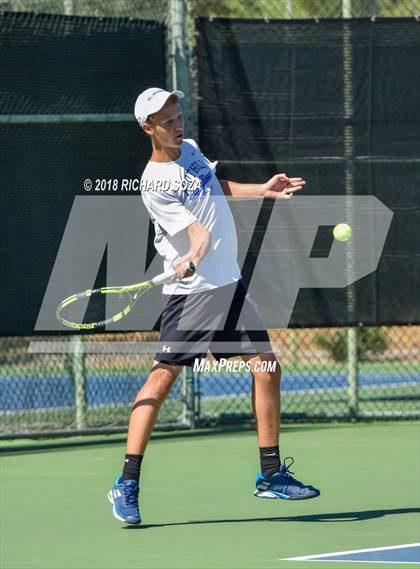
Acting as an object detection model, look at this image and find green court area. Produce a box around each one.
[1,422,419,569]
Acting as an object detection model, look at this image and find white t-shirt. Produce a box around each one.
[141,139,242,294]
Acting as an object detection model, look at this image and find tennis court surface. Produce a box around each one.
[1,422,419,569]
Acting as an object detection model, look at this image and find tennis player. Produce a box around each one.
[108,87,320,524]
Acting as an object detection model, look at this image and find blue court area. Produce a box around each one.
[0,369,419,412]
[284,543,420,564]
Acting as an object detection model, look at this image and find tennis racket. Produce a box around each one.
[56,261,195,330]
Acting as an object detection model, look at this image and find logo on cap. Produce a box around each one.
[147,89,164,101]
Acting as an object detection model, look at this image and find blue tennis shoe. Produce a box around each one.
[108,476,141,524]
[254,457,320,500]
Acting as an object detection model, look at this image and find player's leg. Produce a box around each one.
[108,285,218,525]
[243,351,320,500]
[108,360,182,524]
[126,360,182,456]
[246,352,281,448]
[214,277,320,501]
[244,352,282,479]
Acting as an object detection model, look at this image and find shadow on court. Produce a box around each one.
[0,423,347,455]
[122,507,420,529]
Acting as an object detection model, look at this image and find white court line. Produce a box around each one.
[282,542,420,562]
[281,561,419,565]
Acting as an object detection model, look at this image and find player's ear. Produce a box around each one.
[142,121,153,136]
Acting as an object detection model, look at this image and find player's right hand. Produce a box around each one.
[172,258,195,280]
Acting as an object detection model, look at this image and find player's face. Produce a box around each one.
[150,100,184,148]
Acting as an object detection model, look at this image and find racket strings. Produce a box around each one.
[56,284,152,329]
[59,290,133,328]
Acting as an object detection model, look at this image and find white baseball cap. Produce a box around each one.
[134,87,184,125]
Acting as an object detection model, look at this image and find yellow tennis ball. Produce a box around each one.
[333,223,352,241]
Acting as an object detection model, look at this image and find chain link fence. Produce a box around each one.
[1,0,419,18]
[1,326,419,437]
[0,333,185,437]
[196,326,420,425]
[190,0,420,18]
[1,0,419,437]
[0,0,169,20]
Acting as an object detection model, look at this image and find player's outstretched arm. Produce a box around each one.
[219,174,305,199]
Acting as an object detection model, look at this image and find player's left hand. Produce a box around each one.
[263,173,305,199]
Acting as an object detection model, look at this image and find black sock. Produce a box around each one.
[259,446,280,478]
[122,454,143,483]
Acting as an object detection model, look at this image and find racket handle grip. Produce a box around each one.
[151,261,195,286]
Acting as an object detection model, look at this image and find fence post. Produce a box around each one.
[71,335,86,429]
[347,327,359,417]
[169,0,183,91]
[168,0,197,138]
[181,365,195,428]
[342,0,359,418]
[285,0,293,18]
[63,0,74,15]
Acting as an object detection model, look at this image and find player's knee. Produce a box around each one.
[146,362,181,398]
[250,354,281,380]
[142,377,173,401]
[251,355,281,384]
